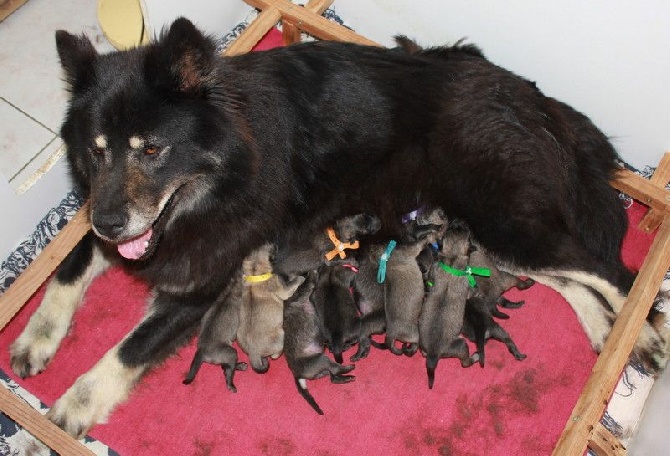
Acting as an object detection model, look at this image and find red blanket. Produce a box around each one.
[0,30,657,455]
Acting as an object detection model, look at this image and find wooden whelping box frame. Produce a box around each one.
[0,1,669,454]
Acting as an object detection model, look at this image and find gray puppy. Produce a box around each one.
[273,214,381,276]
[350,244,387,361]
[183,271,247,392]
[237,243,304,373]
[419,221,476,389]
[461,247,534,367]
[373,211,447,357]
[283,272,356,415]
[311,263,361,364]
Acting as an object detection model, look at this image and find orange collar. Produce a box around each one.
[325,227,360,261]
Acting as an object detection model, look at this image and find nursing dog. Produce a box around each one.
[10,18,665,436]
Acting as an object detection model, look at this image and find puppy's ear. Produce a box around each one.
[145,17,217,96]
[55,31,98,93]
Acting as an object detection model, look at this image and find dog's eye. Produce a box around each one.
[91,147,105,156]
[144,145,160,155]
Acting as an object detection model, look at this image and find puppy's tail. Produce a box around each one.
[426,355,439,389]
[295,378,324,415]
[183,350,204,385]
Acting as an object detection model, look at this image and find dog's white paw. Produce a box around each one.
[9,302,75,378]
[10,333,61,378]
[10,275,93,377]
[631,318,668,374]
[47,346,143,438]
[46,384,98,440]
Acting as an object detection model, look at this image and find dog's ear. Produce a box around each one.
[55,31,98,93]
[145,17,217,96]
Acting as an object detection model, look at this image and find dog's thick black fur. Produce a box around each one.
[10,18,665,436]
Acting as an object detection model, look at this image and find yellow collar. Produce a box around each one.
[325,227,360,261]
[244,272,273,283]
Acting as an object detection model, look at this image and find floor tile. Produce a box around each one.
[0,98,56,183]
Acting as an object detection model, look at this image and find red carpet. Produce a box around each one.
[0,30,658,455]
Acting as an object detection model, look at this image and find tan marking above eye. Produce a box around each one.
[94,135,107,149]
[129,136,145,149]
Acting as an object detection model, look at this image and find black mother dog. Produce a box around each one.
[9,18,664,437]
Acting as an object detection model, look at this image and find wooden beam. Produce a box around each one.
[638,152,670,232]
[0,0,29,22]
[223,6,282,56]
[588,422,627,456]
[244,0,380,46]
[281,0,334,45]
[0,202,91,331]
[552,214,670,455]
[611,167,670,216]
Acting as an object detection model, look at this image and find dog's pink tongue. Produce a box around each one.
[117,229,152,260]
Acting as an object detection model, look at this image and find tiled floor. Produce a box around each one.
[0,1,669,454]
[0,0,114,192]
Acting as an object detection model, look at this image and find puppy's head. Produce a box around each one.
[56,18,252,260]
[334,214,381,242]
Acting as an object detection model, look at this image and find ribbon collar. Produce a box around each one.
[377,240,397,283]
[438,261,490,287]
[244,272,273,283]
[325,227,360,261]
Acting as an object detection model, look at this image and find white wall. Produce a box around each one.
[331,0,669,171]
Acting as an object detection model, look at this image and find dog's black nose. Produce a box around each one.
[92,212,127,239]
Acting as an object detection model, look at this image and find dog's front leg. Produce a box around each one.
[47,290,211,438]
[10,233,110,377]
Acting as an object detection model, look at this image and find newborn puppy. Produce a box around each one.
[311,263,361,364]
[462,297,527,367]
[468,247,535,318]
[419,221,476,389]
[274,214,381,276]
[237,243,304,373]
[374,212,447,356]
[183,271,247,392]
[283,272,355,415]
[350,244,387,362]
[461,247,534,366]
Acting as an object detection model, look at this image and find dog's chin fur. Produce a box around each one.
[11,17,666,438]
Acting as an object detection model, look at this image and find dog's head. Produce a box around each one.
[56,18,251,260]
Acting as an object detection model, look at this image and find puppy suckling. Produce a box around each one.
[350,244,387,362]
[461,247,534,367]
[311,263,361,364]
[183,271,247,392]
[237,243,304,373]
[419,221,477,389]
[273,214,381,276]
[374,223,444,357]
[283,272,355,415]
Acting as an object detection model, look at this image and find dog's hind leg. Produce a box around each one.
[47,290,210,438]
[221,359,248,393]
[10,233,111,378]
